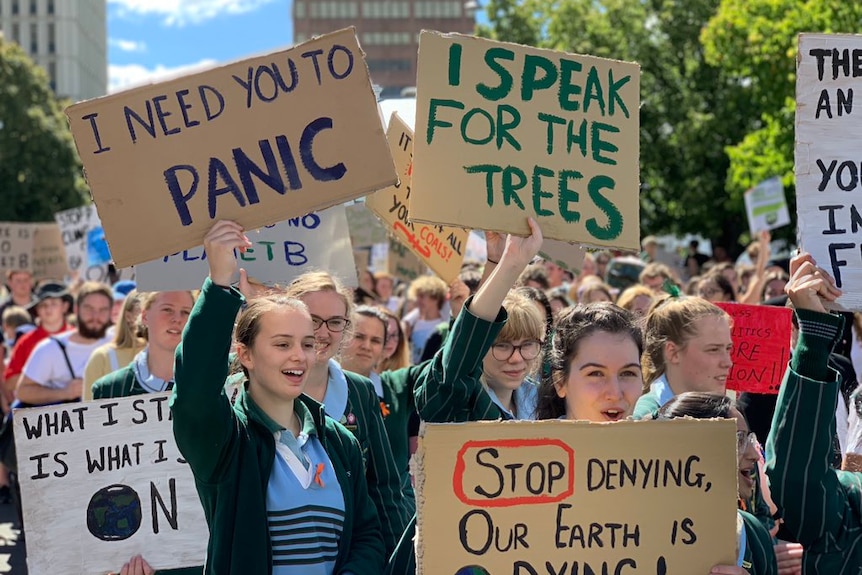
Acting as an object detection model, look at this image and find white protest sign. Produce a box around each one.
[539,239,587,274]
[14,395,207,574]
[796,34,862,309]
[135,205,358,290]
[744,176,790,236]
[54,205,119,282]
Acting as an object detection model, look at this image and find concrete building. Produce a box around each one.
[0,0,107,102]
[293,0,476,99]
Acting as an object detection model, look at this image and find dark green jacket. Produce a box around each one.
[379,363,427,473]
[766,309,862,574]
[171,278,385,575]
[740,510,777,575]
[414,300,509,423]
[339,368,414,554]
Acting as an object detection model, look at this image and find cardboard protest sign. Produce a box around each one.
[135,205,357,290]
[416,419,738,575]
[0,223,35,275]
[411,32,640,250]
[716,303,792,394]
[538,239,587,274]
[366,113,468,283]
[54,205,113,281]
[388,237,427,282]
[346,203,390,247]
[67,28,397,269]
[744,177,791,237]
[14,395,206,574]
[32,223,70,280]
[796,34,862,309]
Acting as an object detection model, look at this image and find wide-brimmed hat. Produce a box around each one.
[27,281,71,311]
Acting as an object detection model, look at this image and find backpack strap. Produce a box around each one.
[51,336,77,380]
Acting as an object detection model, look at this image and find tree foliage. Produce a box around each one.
[0,36,87,221]
[701,0,862,236]
[480,0,762,251]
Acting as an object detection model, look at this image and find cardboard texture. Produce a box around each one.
[411,32,640,250]
[538,239,586,274]
[14,395,207,574]
[366,113,468,282]
[744,177,791,237]
[0,223,35,275]
[135,205,357,290]
[388,237,427,282]
[796,34,862,309]
[415,419,738,575]
[716,303,792,394]
[32,223,70,280]
[346,203,391,247]
[67,28,397,268]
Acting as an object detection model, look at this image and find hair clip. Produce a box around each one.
[662,279,681,298]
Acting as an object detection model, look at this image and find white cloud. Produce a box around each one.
[108,59,218,93]
[108,38,147,52]
[108,0,280,26]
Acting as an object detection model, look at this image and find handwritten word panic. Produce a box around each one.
[165,118,346,227]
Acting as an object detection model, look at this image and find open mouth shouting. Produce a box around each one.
[600,408,626,422]
[281,369,305,384]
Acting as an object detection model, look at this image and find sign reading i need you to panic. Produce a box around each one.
[14,395,206,574]
[410,32,640,250]
[66,28,397,269]
[416,419,738,575]
[366,113,469,283]
[796,33,862,309]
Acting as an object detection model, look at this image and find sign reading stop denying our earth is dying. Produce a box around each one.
[14,395,206,574]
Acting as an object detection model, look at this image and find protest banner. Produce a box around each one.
[66,28,397,269]
[388,237,427,282]
[346,203,390,247]
[366,113,468,283]
[135,205,357,290]
[0,223,35,275]
[32,223,70,280]
[538,239,586,275]
[416,419,737,575]
[716,303,792,394]
[796,34,862,309]
[744,177,791,237]
[55,205,109,281]
[410,32,640,250]
[14,395,206,574]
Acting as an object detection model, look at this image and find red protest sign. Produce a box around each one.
[716,303,792,394]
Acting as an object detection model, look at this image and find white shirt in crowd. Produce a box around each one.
[22,331,111,388]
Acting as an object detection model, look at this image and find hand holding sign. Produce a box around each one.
[787,253,842,314]
[501,217,544,271]
[203,221,251,287]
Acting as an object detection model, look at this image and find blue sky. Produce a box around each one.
[107,0,296,92]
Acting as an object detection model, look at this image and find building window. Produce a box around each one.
[29,22,37,54]
[415,1,463,18]
[48,60,56,91]
[11,23,19,43]
[294,1,304,18]
[29,0,36,15]
[48,22,54,53]
[12,0,19,15]
[367,59,412,72]
[47,0,54,15]
[309,1,358,18]
[363,1,409,18]
[362,32,413,46]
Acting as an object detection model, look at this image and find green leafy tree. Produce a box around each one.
[701,0,862,238]
[481,0,762,252]
[0,36,88,221]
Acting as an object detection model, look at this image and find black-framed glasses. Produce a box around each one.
[491,340,542,361]
[311,315,351,333]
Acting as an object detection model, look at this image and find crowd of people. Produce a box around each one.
[0,217,860,575]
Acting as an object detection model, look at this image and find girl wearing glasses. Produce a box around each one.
[171,221,384,575]
[652,392,777,575]
[283,272,413,557]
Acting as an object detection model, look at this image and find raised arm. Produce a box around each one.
[765,253,856,547]
[171,221,252,483]
[415,219,542,422]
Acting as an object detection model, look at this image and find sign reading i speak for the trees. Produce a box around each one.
[366,113,468,283]
[416,419,738,575]
[66,28,396,269]
[796,33,862,310]
[411,32,640,250]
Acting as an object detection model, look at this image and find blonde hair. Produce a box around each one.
[137,290,197,342]
[616,285,654,312]
[232,295,311,379]
[641,296,730,390]
[113,290,143,348]
[407,275,447,308]
[285,271,354,343]
[497,290,545,345]
[577,282,615,304]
